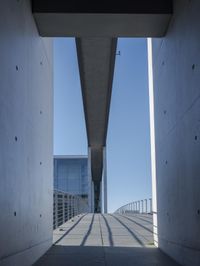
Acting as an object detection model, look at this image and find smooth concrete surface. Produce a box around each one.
[32,14,172,38]
[34,214,180,266]
[76,38,116,181]
[151,0,200,265]
[0,0,53,265]
[32,1,172,37]
[76,37,117,210]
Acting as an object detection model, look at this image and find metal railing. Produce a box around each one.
[53,190,88,229]
[114,198,152,215]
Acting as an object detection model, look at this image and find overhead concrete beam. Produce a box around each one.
[76,38,116,209]
[76,38,117,148]
[76,37,117,184]
[32,0,173,37]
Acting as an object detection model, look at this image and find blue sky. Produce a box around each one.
[54,38,152,213]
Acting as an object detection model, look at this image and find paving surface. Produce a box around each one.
[34,213,180,266]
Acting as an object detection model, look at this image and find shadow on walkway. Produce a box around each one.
[125,214,153,225]
[54,214,87,245]
[81,214,94,246]
[117,214,153,233]
[34,245,181,266]
[101,214,114,247]
[109,214,144,246]
[34,214,180,266]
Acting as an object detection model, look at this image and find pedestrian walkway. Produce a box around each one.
[34,213,180,266]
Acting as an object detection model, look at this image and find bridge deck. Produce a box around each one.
[34,213,180,266]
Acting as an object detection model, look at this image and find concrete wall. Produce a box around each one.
[0,0,53,265]
[152,0,200,265]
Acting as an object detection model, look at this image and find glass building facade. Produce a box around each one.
[54,156,88,197]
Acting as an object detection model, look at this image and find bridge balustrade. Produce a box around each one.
[114,198,152,215]
[53,190,88,229]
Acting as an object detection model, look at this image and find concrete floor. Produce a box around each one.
[34,213,180,266]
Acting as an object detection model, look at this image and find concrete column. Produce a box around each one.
[103,147,107,213]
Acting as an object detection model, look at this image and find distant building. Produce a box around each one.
[54,155,89,198]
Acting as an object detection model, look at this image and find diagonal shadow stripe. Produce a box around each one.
[101,214,114,247]
[137,214,153,220]
[109,214,144,247]
[54,214,87,245]
[80,213,95,246]
[118,214,153,233]
[125,214,153,225]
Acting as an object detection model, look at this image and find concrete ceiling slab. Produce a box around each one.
[32,1,173,37]
[33,14,172,37]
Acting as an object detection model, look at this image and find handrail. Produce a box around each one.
[114,198,152,215]
[53,190,89,229]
